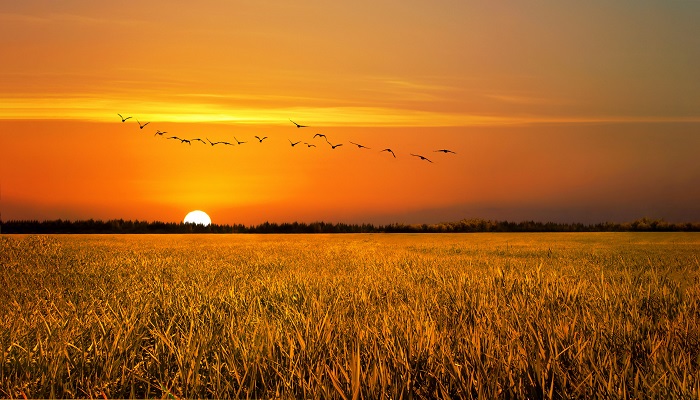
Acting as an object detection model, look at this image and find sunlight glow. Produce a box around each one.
[3,97,699,127]
[183,210,211,226]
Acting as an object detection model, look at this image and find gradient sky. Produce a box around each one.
[1,1,699,225]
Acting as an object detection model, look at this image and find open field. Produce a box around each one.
[1,233,699,398]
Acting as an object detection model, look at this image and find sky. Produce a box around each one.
[1,0,699,225]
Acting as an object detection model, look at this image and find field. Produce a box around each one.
[1,233,699,399]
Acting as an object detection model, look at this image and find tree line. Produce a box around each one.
[1,217,698,234]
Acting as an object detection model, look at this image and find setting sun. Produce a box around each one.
[183,210,211,226]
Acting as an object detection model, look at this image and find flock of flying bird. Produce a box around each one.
[117,114,456,163]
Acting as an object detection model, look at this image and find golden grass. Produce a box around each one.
[1,233,699,398]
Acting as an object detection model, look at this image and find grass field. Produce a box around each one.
[1,233,699,398]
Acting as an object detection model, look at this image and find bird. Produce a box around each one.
[255,136,268,143]
[167,136,191,145]
[191,138,207,145]
[234,137,246,145]
[381,148,396,158]
[411,154,433,163]
[304,142,316,148]
[289,139,301,147]
[349,141,370,149]
[154,130,167,137]
[434,149,456,154]
[136,119,150,129]
[290,119,308,128]
[313,133,327,140]
[328,142,343,149]
[207,138,232,146]
[118,114,132,122]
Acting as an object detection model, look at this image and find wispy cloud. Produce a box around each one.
[2,95,699,127]
[482,93,569,106]
[359,77,458,103]
[0,12,144,26]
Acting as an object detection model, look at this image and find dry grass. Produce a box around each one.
[1,233,699,398]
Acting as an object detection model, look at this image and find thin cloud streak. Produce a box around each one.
[483,93,569,106]
[0,11,144,26]
[2,96,700,127]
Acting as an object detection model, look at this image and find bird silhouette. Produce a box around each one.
[411,154,433,163]
[136,119,150,129]
[289,139,302,147]
[118,114,132,122]
[381,148,396,158]
[191,138,207,145]
[207,138,232,146]
[255,136,268,143]
[313,133,327,139]
[167,136,191,145]
[234,137,246,145]
[329,142,343,149]
[434,149,456,154]
[290,119,308,128]
[304,142,316,148]
[154,130,167,137]
[349,141,370,149]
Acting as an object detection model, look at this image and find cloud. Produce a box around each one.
[1,94,699,127]
[0,12,143,26]
[483,93,567,106]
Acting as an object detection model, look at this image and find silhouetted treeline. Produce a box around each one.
[1,217,698,234]
[0,219,240,234]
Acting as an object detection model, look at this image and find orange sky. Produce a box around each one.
[1,1,699,225]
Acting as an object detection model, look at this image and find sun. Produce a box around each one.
[183,210,212,226]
